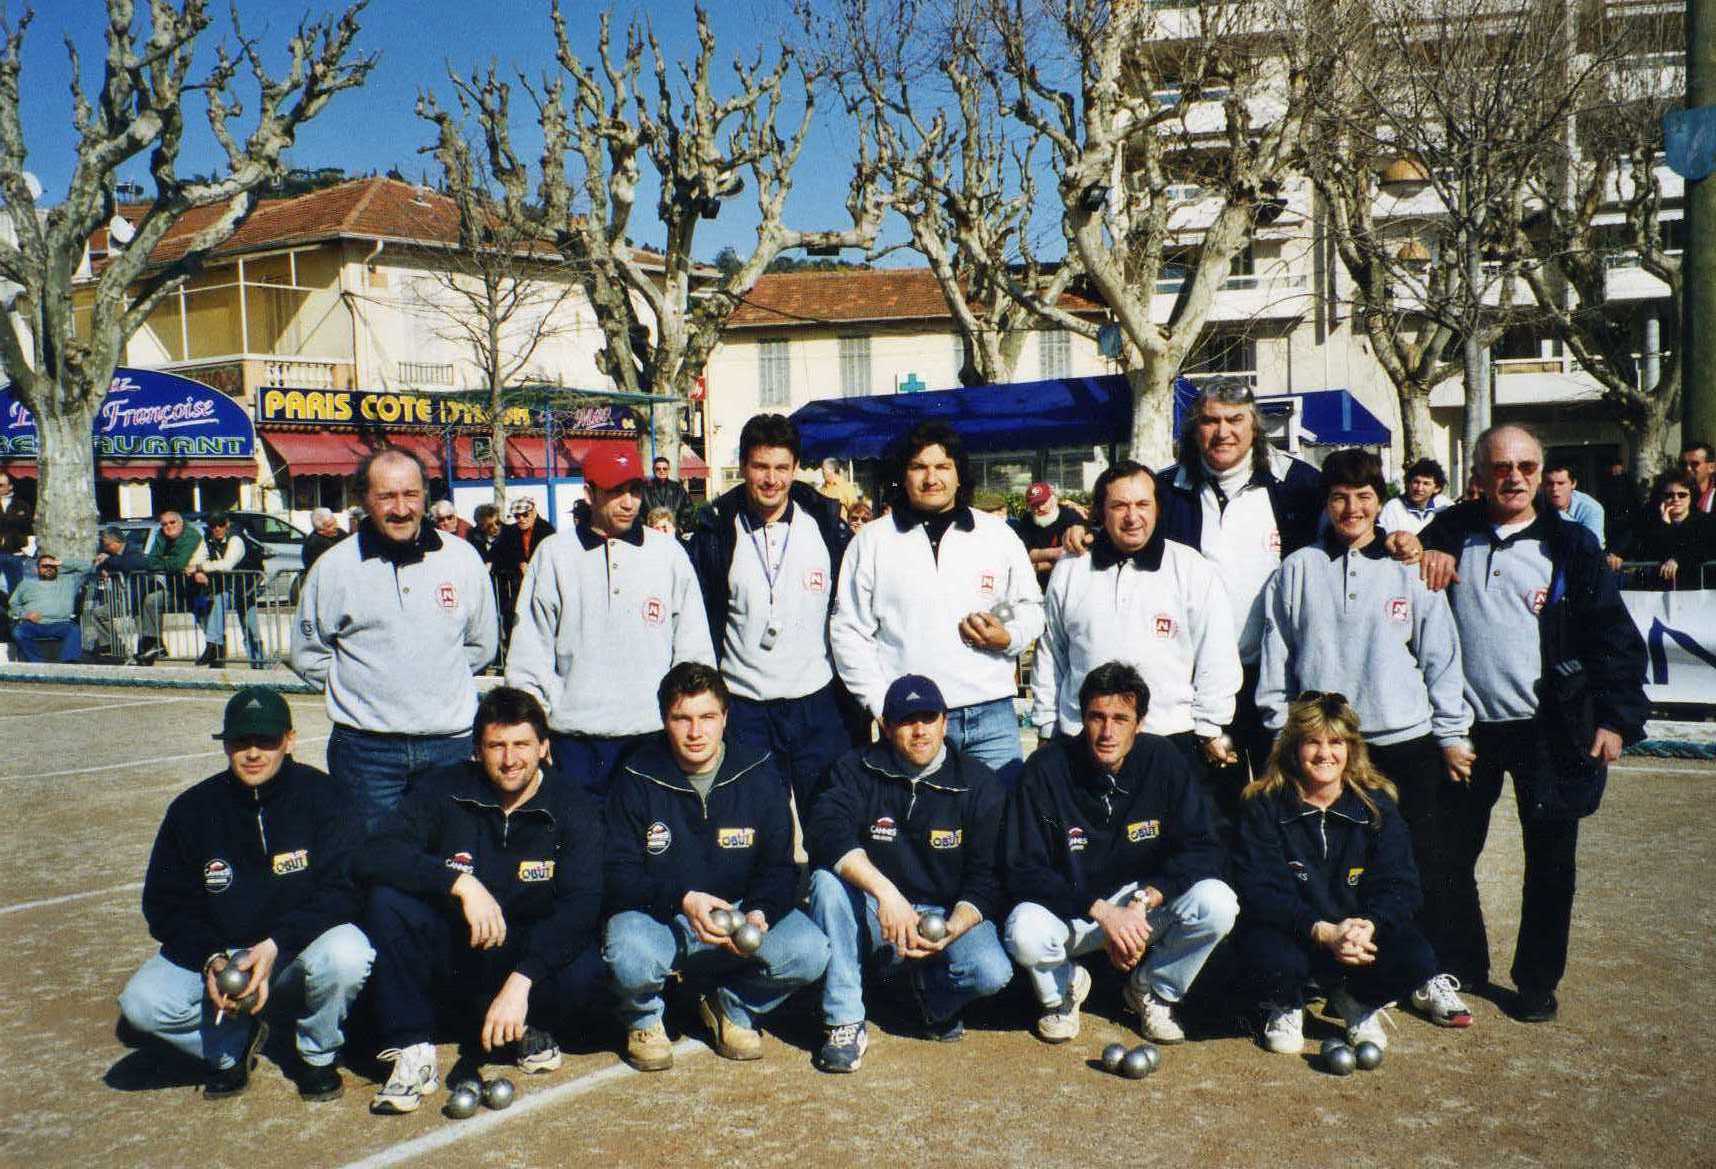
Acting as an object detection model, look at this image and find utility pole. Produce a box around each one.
[1687,0,1716,446]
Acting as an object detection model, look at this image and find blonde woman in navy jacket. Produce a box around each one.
[1232,694,1444,1056]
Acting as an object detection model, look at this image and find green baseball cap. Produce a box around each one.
[213,686,293,741]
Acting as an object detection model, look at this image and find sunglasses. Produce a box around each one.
[1295,689,1351,713]
[1485,461,1540,478]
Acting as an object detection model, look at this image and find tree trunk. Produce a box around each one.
[1397,386,1436,466]
[1630,391,1675,482]
[1125,357,1176,468]
[34,396,101,562]
[651,391,682,480]
[490,376,509,510]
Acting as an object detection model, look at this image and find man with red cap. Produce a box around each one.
[1013,481,1087,591]
[505,445,715,796]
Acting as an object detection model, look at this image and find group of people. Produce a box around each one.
[115,380,1649,1112]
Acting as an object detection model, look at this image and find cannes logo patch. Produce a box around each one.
[928,828,962,850]
[203,858,233,893]
[518,860,555,883]
[645,821,673,855]
[1066,826,1088,852]
[271,849,309,876]
[1126,820,1161,842]
[444,851,475,875]
[717,827,756,849]
[869,816,897,843]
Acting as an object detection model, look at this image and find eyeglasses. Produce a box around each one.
[1484,461,1540,478]
[1294,689,1351,712]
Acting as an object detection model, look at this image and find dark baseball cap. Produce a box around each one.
[882,675,947,724]
[214,686,293,741]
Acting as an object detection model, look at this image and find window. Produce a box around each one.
[839,335,872,398]
[1039,329,1072,379]
[758,340,791,407]
[1184,332,1257,382]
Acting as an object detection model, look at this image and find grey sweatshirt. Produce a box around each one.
[504,523,715,737]
[289,524,497,735]
[1438,520,1557,724]
[1258,532,1471,746]
[720,505,835,702]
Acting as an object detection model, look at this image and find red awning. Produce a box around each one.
[678,449,709,480]
[448,435,640,482]
[262,430,447,478]
[0,459,253,482]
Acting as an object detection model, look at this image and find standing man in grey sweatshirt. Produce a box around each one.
[1418,425,1648,1024]
[1257,447,1477,1029]
[290,448,497,829]
[505,445,714,798]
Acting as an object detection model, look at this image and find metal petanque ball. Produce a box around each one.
[709,908,736,936]
[917,912,949,943]
[1323,1043,1358,1076]
[214,959,250,998]
[1353,1041,1384,1071]
[990,600,1015,623]
[1120,1046,1155,1079]
[732,921,764,955]
[1100,1042,1128,1074]
[482,1077,517,1109]
[443,1085,482,1119]
[1137,1043,1161,1072]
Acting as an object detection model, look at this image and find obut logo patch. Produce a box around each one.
[271,849,309,876]
[717,827,756,849]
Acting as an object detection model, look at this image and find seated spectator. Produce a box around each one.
[1233,694,1454,1056]
[430,500,472,540]
[1610,469,1715,590]
[7,552,84,662]
[87,526,158,662]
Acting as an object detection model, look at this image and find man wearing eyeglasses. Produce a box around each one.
[1417,425,1646,1024]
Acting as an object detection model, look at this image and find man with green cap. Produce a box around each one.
[118,687,373,1101]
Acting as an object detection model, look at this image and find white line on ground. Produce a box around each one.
[0,684,230,702]
[0,733,330,783]
[334,1038,711,1169]
[0,881,144,916]
[0,696,200,719]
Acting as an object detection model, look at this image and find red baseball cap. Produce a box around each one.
[583,446,645,490]
[1026,481,1054,507]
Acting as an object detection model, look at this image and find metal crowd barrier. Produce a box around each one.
[78,568,300,669]
[1614,559,1716,592]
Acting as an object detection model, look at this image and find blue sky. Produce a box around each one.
[13,0,901,262]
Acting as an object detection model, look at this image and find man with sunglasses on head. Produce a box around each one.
[119,687,373,1102]
[506,446,714,797]
[1256,447,1477,1029]
[1416,425,1646,1023]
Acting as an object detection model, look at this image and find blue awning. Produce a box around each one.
[791,374,1133,460]
[1293,388,1390,446]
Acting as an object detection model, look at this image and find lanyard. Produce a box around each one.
[740,509,791,607]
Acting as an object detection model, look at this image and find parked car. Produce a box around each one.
[103,510,307,598]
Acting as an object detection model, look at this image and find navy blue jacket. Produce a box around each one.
[1004,736,1225,920]
[1232,785,1421,941]
[687,481,850,665]
[357,761,604,983]
[142,759,362,971]
[604,736,795,925]
[1422,500,1649,818]
[1156,453,1324,558]
[808,744,1005,920]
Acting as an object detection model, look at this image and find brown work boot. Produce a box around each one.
[699,994,763,1061]
[624,1023,674,1072]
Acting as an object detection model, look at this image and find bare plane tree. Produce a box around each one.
[419,82,586,507]
[0,0,373,555]
[447,3,887,475]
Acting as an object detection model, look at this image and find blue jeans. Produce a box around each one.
[551,732,651,801]
[944,697,1023,784]
[725,684,848,811]
[1004,879,1238,1007]
[806,868,1014,1027]
[117,924,374,1069]
[327,724,473,831]
[602,907,830,1031]
[12,618,82,662]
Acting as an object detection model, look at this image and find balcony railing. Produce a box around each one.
[1153,272,1309,294]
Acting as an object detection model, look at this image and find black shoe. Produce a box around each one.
[206,648,226,669]
[133,640,164,665]
[204,1019,268,1099]
[295,1059,344,1102]
[194,643,218,666]
[1512,989,1559,1023]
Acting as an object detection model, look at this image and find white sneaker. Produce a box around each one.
[1123,980,1186,1044]
[1329,986,1395,1051]
[371,1042,439,1114]
[1260,1005,1305,1054]
[1410,974,1475,1028]
[1036,965,1092,1043]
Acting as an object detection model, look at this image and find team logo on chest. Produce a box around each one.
[717,827,756,849]
[1126,820,1160,842]
[928,828,962,850]
[444,851,475,875]
[437,582,459,611]
[1153,613,1176,639]
[1066,826,1088,852]
[203,858,234,893]
[1526,587,1548,615]
[869,816,897,843]
[977,570,997,597]
[642,595,667,626]
[645,821,673,855]
[1385,597,1410,623]
[518,859,555,882]
[271,849,309,876]
[802,568,827,593]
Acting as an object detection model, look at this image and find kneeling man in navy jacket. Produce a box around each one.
[603,662,830,1071]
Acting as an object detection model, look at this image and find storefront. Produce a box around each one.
[0,367,258,518]
[254,387,645,530]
